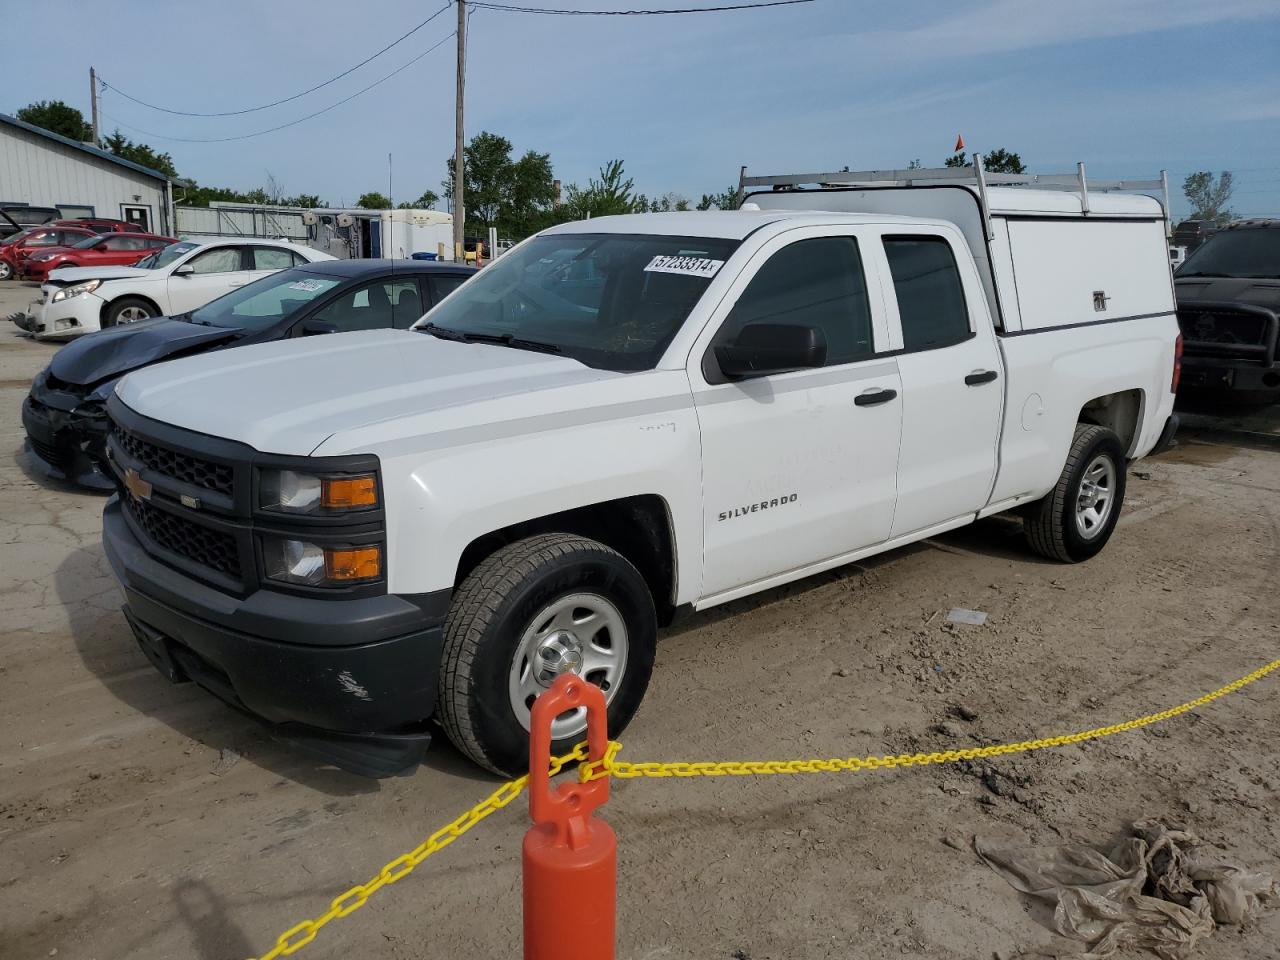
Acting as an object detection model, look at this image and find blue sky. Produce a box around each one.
[8,0,1279,218]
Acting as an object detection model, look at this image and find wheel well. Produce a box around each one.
[101,294,161,323]
[1078,389,1143,455]
[456,495,678,625]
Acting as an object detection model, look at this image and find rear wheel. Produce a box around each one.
[0,259,12,281]
[437,533,657,776]
[1024,423,1127,563]
[105,297,157,327]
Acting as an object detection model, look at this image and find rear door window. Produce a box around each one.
[253,247,295,270]
[882,236,971,351]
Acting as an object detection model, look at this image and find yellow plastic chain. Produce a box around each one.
[250,655,1280,960]
[251,741,590,960]
[579,656,1280,782]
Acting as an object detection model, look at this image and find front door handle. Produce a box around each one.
[855,388,898,407]
[965,369,999,386]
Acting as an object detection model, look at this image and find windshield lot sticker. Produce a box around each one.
[288,279,327,292]
[644,255,724,279]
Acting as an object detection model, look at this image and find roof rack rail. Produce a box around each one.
[735,157,1171,239]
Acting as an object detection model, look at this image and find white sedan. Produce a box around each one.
[27,237,336,341]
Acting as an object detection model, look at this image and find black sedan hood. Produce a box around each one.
[1175,277,1280,311]
[49,318,242,386]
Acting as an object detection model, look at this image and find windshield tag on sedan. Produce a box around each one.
[288,279,327,291]
[644,255,724,279]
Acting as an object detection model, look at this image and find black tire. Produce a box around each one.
[104,297,157,328]
[0,259,12,281]
[437,533,657,776]
[1024,423,1127,563]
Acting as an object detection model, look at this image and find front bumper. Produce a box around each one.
[1180,356,1280,403]
[103,497,449,776]
[28,290,102,340]
[21,393,114,490]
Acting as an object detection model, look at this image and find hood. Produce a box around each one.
[1175,277,1280,312]
[114,329,624,455]
[46,264,154,285]
[49,317,241,386]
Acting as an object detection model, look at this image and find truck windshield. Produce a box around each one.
[1177,230,1280,279]
[187,268,342,330]
[416,232,739,371]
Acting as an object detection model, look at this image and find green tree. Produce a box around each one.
[944,147,1025,174]
[357,191,392,209]
[558,160,637,221]
[696,186,738,210]
[101,130,178,177]
[17,100,92,141]
[983,148,1026,174]
[636,192,691,213]
[398,190,440,210]
[442,131,558,237]
[1183,171,1235,225]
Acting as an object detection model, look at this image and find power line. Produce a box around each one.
[469,0,814,14]
[99,0,453,118]
[101,32,455,143]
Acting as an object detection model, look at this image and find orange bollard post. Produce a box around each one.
[523,674,615,960]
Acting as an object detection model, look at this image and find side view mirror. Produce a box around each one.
[172,264,194,277]
[714,322,827,380]
[301,319,337,336]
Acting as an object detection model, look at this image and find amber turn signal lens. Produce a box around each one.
[324,546,382,581]
[321,475,378,509]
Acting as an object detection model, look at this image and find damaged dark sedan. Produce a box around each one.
[22,258,477,490]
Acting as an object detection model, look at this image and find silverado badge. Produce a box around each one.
[124,468,152,502]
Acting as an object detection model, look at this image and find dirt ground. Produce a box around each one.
[2,280,1279,960]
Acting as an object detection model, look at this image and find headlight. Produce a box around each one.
[260,536,382,586]
[259,468,379,514]
[51,280,101,302]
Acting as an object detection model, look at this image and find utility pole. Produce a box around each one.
[453,0,466,260]
[89,66,100,147]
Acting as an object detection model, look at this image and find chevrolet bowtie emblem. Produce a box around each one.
[124,467,152,502]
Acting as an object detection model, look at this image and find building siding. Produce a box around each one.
[0,124,170,233]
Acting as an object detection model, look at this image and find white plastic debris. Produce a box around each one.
[946,608,988,626]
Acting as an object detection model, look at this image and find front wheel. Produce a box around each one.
[104,297,157,327]
[0,259,12,281]
[437,533,657,776]
[1024,423,1127,563]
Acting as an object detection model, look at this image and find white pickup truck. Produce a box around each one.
[100,161,1181,776]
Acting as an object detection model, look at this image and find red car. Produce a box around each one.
[19,232,176,281]
[0,225,97,281]
[53,218,144,235]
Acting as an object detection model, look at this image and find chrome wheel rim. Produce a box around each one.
[508,592,628,738]
[117,306,151,323]
[1075,454,1117,539]
[0,262,10,280]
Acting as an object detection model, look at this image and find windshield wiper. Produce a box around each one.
[1176,271,1239,279]
[421,324,562,354]
[420,322,469,342]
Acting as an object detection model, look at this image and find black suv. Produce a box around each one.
[23,258,475,489]
[1174,220,1280,402]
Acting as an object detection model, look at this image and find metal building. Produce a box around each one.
[0,113,174,234]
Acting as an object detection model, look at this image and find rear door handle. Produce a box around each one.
[854,388,898,407]
[965,369,999,386]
